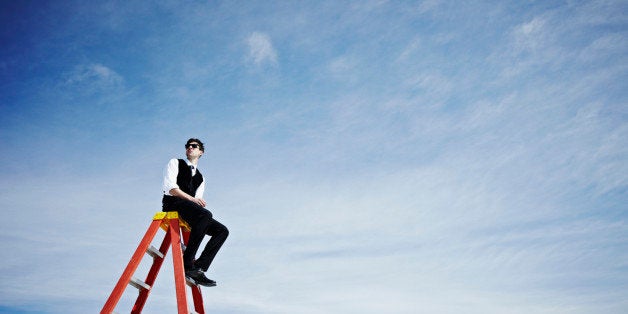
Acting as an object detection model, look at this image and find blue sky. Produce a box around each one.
[0,1,626,313]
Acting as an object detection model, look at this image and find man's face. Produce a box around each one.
[185,142,203,158]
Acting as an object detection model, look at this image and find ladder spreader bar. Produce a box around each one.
[146,245,165,259]
[129,277,151,291]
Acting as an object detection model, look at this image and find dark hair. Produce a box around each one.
[186,138,205,152]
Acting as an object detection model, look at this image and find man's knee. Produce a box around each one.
[213,223,229,239]
[218,225,229,243]
[201,209,213,221]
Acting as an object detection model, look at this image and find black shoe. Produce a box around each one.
[193,260,205,271]
[184,265,203,277]
[186,272,217,287]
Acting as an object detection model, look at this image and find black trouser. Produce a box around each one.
[163,196,229,272]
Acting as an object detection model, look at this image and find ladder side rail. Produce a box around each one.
[168,218,190,314]
[131,227,173,314]
[181,228,190,245]
[181,228,206,313]
[101,219,162,314]
[191,285,205,314]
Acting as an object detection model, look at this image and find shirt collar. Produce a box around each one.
[184,159,197,168]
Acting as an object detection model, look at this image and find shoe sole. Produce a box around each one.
[186,276,217,287]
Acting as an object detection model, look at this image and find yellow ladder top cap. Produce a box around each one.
[153,211,191,231]
[153,212,180,220]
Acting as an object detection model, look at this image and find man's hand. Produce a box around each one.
[169,188,206,208]
[193,198,207,207]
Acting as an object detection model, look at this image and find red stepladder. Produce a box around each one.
[101,212,205,314]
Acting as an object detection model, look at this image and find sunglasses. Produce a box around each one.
[185,143,199,149]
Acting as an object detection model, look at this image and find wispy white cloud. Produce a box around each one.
[246,31,278,66]
[417,0,443,14]
[327,55,357,76]
[578,32,628,62]
[396,36,421,62]
[64,63,124,87]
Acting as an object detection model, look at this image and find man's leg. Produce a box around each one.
[169,200,212,270]
[195,218,229,272]
[164,199,217,287]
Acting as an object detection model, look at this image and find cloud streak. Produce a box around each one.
[64,63,124,88]
[246,31,278,66]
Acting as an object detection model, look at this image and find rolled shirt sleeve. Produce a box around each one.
[195,179,205,199]
[163,158,180,195]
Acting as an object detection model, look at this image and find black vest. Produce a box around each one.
[162,159,204,208]
[175,159,204,196]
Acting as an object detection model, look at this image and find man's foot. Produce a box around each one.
[184,265,203,277]
[186,271,217,287]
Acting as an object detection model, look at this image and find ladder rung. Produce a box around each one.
[129,277,151,291]
[146,245,165,259]
[185,277,197,287]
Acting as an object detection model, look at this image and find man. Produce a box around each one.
[162,138,229,287]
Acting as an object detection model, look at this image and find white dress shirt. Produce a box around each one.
[163,158,205,198]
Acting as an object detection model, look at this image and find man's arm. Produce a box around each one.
[169,187,206,207]
[195,180,205,200]
[163,159,180,195]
